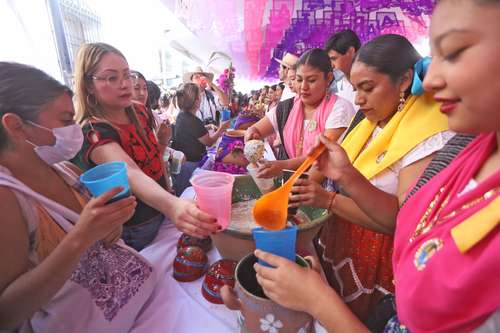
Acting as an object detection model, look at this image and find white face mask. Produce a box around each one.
[26,121,84,165]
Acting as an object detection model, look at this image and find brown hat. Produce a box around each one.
[274,52,299,69]
[183,66,215,84]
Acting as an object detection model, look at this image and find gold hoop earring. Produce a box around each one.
[86,94,98,107]
[397,91,406,112]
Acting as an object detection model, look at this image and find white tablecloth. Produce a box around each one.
[127,180,328,333]
[132,221,327,333]
[130,220,239,333]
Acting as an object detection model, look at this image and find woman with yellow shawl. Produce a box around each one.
[288,34,453,321]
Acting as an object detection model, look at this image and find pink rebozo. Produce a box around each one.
[394,133,500,333]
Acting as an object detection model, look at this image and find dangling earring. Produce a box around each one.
[86,94,98,107]
[397,91,406,112]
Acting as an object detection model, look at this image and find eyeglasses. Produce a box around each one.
[91,71,135,88]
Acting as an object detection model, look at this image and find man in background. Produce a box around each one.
[274,52,299,101]
[183,66,229,126]
[324,29,361,108]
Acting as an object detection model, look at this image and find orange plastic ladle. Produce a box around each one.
[252,137,331,230]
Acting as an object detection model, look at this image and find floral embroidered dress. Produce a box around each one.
[0,163,156,333]
[77,103,167,226]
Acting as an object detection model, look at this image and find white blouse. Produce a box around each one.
[266,95,356,136]
[367,128,456,195]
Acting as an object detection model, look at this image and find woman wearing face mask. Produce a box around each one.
[253,2,500,332]
[284,35,454,321]
[73,43,219,251]
[245,48,356,176]
[0,62,160,332]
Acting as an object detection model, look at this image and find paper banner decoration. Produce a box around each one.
[243,0,268,78]
[167,0,435,80]
[258,0,295,77]
[264,0,435,78]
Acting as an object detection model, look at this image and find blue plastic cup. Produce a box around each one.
[252,225,298,267]
[221,108,231,121]
[80,161,130,202]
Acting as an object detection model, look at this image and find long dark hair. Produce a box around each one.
[131,70,159,129]
[354,34,421,87]
[0,62,72,151]
[296,48,333,82]
[146,80,161,110]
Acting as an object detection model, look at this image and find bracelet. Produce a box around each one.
[327,192,337,212]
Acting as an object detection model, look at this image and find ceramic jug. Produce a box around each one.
[221,253,313,333]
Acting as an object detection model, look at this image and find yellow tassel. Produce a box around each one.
[451,196,500,253]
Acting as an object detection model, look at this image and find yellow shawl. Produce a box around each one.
[341,93,449,180]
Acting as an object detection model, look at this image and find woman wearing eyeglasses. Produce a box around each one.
[73,43,220,252]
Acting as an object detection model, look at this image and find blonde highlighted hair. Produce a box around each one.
[73,43,147,139]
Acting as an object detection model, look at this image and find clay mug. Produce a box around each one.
[220,253,313,333]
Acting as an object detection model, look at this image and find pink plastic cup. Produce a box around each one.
[191,171,235,230]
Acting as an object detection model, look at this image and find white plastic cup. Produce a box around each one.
[246,164,274,194]
[170,150,184,175]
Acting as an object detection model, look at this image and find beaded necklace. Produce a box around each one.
[410,186,500,243]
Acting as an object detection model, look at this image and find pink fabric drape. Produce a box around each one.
[244,0,267,79]
[394,133,500,333]
[283,94,337,158]
[258,0,295,76]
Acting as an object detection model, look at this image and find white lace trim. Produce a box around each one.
[370,130,455,195]
[400,130,456,168]
[317,237,391,303]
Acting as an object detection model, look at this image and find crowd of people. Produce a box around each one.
[0,0,499,332]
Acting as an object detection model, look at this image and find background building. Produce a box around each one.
[47,0,101,86]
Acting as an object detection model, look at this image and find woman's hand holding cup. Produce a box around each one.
[170,198,220,238]
[253,249,326,315]
[74,187,136,247]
